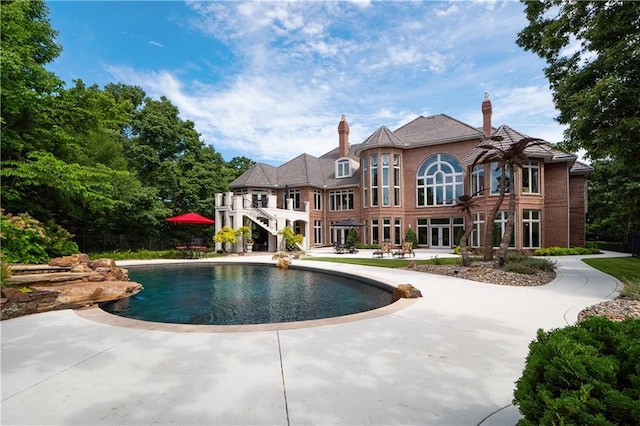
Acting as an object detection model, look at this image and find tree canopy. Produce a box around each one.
[517,0,640,240]
[0,0,255,248]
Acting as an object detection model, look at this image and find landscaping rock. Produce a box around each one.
[391,284,423,302]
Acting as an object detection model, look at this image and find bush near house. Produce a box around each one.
[534,246,601,256]
[514,316,640,425]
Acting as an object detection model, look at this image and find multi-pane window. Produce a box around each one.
[362,157,368,208]
[490,162,511,195]
[417,219,428,245]
[337,159,350,178]
[471,213,484,247]
[453,217,464,246]
[394,154,401,206]
[371,219,379,245]
[471,165,485,195]
[314,220,322,245]
[314,190,322,210]
[417,154,464,206]
[523,210,541,248]
[493,211,515,247]
[394,218,402,244]
[287,189,301,210]
[329,190,354,211]
[383,218,391,242]
[382,154,391,206]
[522,161,540,194]
[370,155,378,206]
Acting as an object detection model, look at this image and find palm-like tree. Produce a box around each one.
[464,126,545,265]
[456,194,478,266]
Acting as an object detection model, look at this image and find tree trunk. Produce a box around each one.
[483,164,506,261]
[460,207,474,266]
[498,163,516,266]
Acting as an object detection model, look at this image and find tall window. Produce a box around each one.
[314,190,322,210]
[453,217,464,246]
[417,219,428,245]
[490,162,511,195]
[288,189,301,210]
[394,218,402,244]
[382,154,390,206]
[522,161,540,194]
[371,219,379,245]
[314,220,322,245]
[337,159,350,178]
[493,211,515,247]
[329,190,354,211]
[383,218,391,242]
[471,213,483,247]
[370,155,378,206]
[417,154,463,206]
[394,154,401,206]
[362,156,368,208]
[523,210,541,248]
[471,165,485,195]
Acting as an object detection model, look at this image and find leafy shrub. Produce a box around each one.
[405,228,417,248]
[514,316,640,425]
[504,253,556,274]
[534,246,601,256]
[0,210,79,264]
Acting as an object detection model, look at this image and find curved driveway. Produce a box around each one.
[0,251,625,425]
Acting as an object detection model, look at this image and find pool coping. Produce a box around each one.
[75,297,417,333]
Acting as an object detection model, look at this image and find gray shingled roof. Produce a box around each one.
[276,153,325,187]
[570,160,593,174]
[461,125,556,166]
[394,114,484,145]
[354,126,409,154]
[229,163,277,189]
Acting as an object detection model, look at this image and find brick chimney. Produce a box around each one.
[481,92,492,137]
[338,114,350,157]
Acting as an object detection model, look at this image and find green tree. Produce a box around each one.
[1,0,63,158]
[517,1,640,231]
[586,159,640,244]
[469,128,544,264]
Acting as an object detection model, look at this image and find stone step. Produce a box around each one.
[9,264,72,275]
[5,272,97,286]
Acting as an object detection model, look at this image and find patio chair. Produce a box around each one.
[372,242,392,258]
[393,242,415,259]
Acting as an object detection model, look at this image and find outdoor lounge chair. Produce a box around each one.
[393,242,415,259]
[372,242,392,258]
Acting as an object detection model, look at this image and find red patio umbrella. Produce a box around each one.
[165,212,215,225]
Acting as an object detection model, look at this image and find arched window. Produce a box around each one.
[416,154,463,206]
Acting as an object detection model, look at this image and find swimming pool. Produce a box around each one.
[101,263,393,325]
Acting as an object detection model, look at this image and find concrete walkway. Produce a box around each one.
[0,250,626,425]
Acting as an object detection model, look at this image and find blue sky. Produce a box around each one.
[46,0,566,165]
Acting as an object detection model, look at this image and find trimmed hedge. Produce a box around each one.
[534,246,601,256]
[514,316,640,425]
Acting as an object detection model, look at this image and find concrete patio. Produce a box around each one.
[0,250,625,425]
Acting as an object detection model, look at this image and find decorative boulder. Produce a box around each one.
[391,284,423,302]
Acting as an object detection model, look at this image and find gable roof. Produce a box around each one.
[394,114,484,145]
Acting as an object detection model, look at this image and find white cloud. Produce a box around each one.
[148,41,164,48]
[101,1,567,162]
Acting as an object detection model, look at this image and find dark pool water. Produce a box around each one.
[101,264,392,325]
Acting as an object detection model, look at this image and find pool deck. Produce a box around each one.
[0,249,627,425]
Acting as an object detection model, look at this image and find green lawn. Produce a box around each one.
[583,256,640,300]
[582,257,640,282]
[302,256,459,268]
